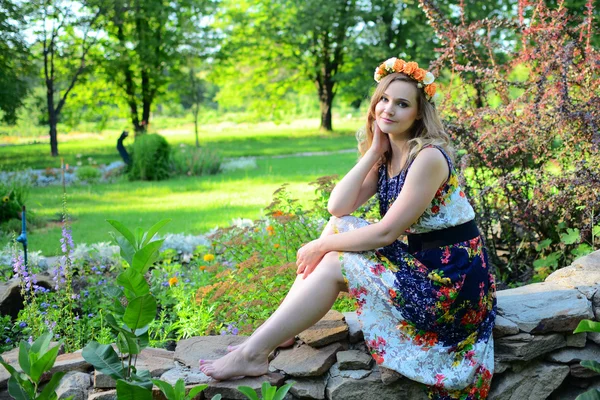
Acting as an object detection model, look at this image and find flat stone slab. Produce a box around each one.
[566,333,587,348]
[326,368,427,400]
[496,282,593,333]
[298,310,348,348]
[546,342,600,364]
[493,315,520,338]
[488,361,569,400]
[546,250,600,287]
[495,333,566,362]
[286,377,326,400]
[174,335,247,368]
[329,363,372,380]
[336,350,373,371]
[271,342,344,377]
[160,365,212,385]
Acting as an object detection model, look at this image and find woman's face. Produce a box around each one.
[374,80,419,138]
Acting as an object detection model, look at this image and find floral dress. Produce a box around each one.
[332,146,496,400]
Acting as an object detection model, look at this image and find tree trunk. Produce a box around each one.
[319,99,333,131]
[193,103,200,148]
[46,85,59,157]
[49,120,59,157]
[317,78,334,132]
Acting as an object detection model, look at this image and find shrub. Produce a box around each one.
[170,144,221,176]
[421,0,600,283]
[0,174,30,224]
[128,133,171,181]
[75,165,101,183]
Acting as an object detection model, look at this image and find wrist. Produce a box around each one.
[316,237,329,253]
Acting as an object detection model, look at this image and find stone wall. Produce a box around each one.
[1,250,599,400]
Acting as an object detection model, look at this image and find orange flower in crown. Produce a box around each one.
[374,57,439,103]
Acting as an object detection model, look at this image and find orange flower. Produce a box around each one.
[377,65,386,75]
[266,225,275,235]
[274,243,280,249]
[272,210,284,217]
[424,83,437,97]
[203,254,215,262]
[199,265,206,271]
[403,61,418,75]
[393,59,406,73]
[413,68,427,81]
[168,277,178,286]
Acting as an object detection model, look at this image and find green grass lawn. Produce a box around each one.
[2,118,362,255]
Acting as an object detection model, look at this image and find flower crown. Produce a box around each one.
[374,57,438,103]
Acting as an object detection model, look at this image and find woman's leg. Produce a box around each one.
[200,251,346,380]
[224,218,339,353]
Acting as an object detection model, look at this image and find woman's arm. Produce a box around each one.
[297,148,449,277]
[327,150,380,217]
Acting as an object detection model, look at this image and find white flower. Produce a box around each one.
[432,92,441,104]
[417,83,423,88]
[423,72,435,85]
[384,58,397,71]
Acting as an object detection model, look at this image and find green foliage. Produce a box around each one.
[573,320,600,400]
[0,175,29,224]
[82,219,170,397]
[128,134,172,181]
[75,165,101,183]
[0,333,71,400]
[151,380,216,400]
[237,381,293,400]
[170,144,221,177]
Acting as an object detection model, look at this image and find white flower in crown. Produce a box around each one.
[431,92,441,104]
[384,57,397,71]
[423,72,435,85]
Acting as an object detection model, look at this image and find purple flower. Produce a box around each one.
[5,338,10,343]
[19,322,27,328]
[162,282,169,287]
[87,313,94,318]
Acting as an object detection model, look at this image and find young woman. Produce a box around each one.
[200,58,496,399]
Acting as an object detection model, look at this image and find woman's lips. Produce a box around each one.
[381,118,396,123]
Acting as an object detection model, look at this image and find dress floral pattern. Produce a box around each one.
[333,146,496,400]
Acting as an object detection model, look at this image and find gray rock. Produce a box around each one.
[204,373,285,400]
[570,363,600,379]
[87,390,117,400]
[55,371,91,400]
[590,332,600,345]
[488,362,570,400]
[493,315,520,338]
[326,368,427,400]
[336,350,373,370]
[546,250,600,287]
[159,365,211,385]
[174,335,247,368]
[286,378,326,400]
[566,333,587,348]
[298,310,348,348]
[342,312,364,344]
[0,276,54,319]
[546,343,600,364]
[494,360,510,374]
[271,343,343,377]
[594,290,600,321]
[328,363,372,380]
[496,333,566,362]
[378,366,403,385]
[497,282,593,333]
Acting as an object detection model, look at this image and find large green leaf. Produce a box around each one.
[151,379,176,400]
[18,341,31,376]
[107,220,138,248]
[261,382,276,400]
[37,371,66,400]
[576,389,600,400]
[81,342,125,381]
[30,344,60,382]
[273,382,294,400]
[117,269,150,299]
[131,369,153,389]
[187,384,208,399]
[141,219,171,247]
[117,332,141,355]
[574,320,600,334]
[29,333,51,355]
[123,294,157,331]
[112,234,136,266]
[7,376,31,400]
[174,378,185,399]
[237,386,259,400]
[581,360,600,374]
[116,379,153,400]
[131,240,164,274]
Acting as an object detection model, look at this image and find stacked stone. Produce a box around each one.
[0,251,599,400]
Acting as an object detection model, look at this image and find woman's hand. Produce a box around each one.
[369,121,391,156]
[296,239,326,279]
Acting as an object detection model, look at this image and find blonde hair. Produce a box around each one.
[358,72,453,169]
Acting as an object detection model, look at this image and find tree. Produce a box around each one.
[99,0,213,137]
[212,0,362,131]
[0,0,32,124]
[28,0,102,156]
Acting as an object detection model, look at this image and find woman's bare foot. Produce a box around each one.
[226,337,295,353]
[199,347,268,381]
